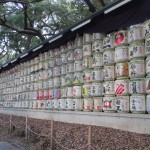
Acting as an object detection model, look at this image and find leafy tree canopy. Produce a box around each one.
[0,0,114,63]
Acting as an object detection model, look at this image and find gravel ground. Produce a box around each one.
[0,114,150,150]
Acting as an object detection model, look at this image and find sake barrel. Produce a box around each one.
[115,46,129,63]
[93,33,104,40]
[73,72,83,85]
[145,37,150,55]
[115,79,129,95]
[83,69,92,83]
[129,78,146,94]
[142,19,150,38]
[67,50,74,62]
[66,86,73,98]
[83,57,93,69]
[82,83,91,97]
[129,59,145,78]
[74,48,83,60]
[103,81,115,96]
[114,30,128,46]
[103,65,115,81]
[146,95,150,113]
[66,73,73,86]
[53,99,59,110]
[115,62,128,79]
[145,76,150,94]
[74,99,83,111]
[103,36,114,50]
[92,53,103,68]
[46,100,53,109]
[91,67,103,82]
[83,44,92,57]
[66,62,74,73]
[66,98,75,110]
[92,40,103,53]
[130,95,146,113]
[74,60,83,72]
[83,98,93,111]
[48,49,54,58]
[115,96,130,113]
[103,96,116,112]
[103,49,115,65]
[59,99,66,110]
[91,82,103,96]
[75,36,83,47]
[128,24,143,43]
[129,41,145,59]
[83,33,92,44]
[73,86,82,98]
[93,97,103,112]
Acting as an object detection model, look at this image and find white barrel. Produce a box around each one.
[146,56,150,75]
[92,40,103,53]
[67,40,75,50]
[83,98,93,111]
[48,79,53,88]
[53,99,59,109]
[74,60,83,72]
[146,95,150,113]
[61,87,67,98]
[115,96,130,113]
[53,88,60,99]
[145,37,150,55]
[60,53,67,64]
[114,30,128,46]
[74,48,83,60]
[43,60,48,70]
[130,95,146,113]
[66,86,73,98]
[49,88,54,99]
[59,99,66,110]
[142,19,150,38]
[129,78,145,94]
[43,81,48,89]
[73,72,83,85]
[73,86,82,98]
[67,50,74,62]
[129,41,145,59]
[66,62,74,73]
[115,46,128,63]
[93,97,103,111]
[55,56,61,66]
[66,73,73,85]
[47,70,53,79]
[60,65,66,75]
[82,83,91,97]
[60,75,66,87]
[103,65,115,81]
[103,49,115,65]
[46,100,53,109]
[53,77,60,87]
[66,99,75,110]
[60,45,67,53]
[91,82,103,96]
[83,33,92,44]
[103,96,116,112]
[128,24,143,43]
[54,48,60,56]
[115,62,128,79]
[146,76,150,94]
[115,79,129,95]
[92,53,103,67]
[103,81,115,96]
[129,59,145,78]
[83,57,93,69]
[48,59,54,68]
[53,66,60,77]
[91,68,103,82]
[83,44,92,57]
[74,99,83,110]
[93,33,104,40]
[75,36,83,47]
[83,69,92,83]
[103,36,114,50]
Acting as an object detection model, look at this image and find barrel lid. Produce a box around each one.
[130,78,145,81]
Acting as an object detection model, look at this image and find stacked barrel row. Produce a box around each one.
[0,19,150,113]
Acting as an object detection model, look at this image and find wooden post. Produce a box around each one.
[9,115,12,135]
[25,116,28,141]
[50,120,54,150]
[88,126,92,150]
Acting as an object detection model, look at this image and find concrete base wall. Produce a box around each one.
[0,108,150,135]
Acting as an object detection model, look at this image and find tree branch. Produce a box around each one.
[84,0,96,12]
